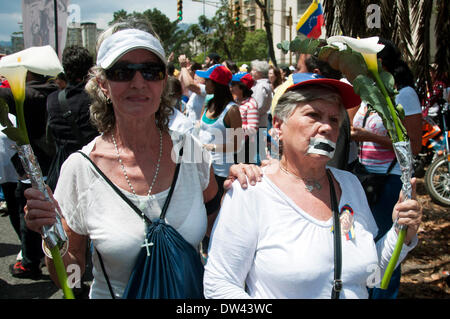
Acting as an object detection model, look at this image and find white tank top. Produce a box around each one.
[198,102,237,177]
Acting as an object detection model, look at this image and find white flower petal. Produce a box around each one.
[0,45,63,77]
[327,36,385,54]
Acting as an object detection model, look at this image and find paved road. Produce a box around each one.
[0,213,91,299]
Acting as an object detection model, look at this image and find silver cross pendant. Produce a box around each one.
[141,237,154,257]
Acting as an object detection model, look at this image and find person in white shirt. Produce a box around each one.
[23,19,218,299]
[204,73,422,299]
[250,60,272,163]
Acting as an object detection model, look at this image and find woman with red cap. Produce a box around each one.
[204,73,422,299]
[231,72,259,163]
[195,64,242,233]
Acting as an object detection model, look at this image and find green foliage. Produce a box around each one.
[0,98,13,128]
[1,126,28,145]
[110,9,186,57]
[0,98,28,145]
[276,37,407,142]
[241,30,268,61]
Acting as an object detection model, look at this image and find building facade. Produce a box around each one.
[231,0,317,66]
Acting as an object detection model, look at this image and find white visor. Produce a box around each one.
[96,29,167,69]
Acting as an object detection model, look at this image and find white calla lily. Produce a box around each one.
[327,35,410,290]
[0,45,63,78]
[0,46,63,145]
[0,65,27,105]
[327,36,385,72]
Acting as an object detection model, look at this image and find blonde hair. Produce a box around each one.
[85,17,172,133]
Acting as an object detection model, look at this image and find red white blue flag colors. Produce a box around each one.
[296,0,324,39]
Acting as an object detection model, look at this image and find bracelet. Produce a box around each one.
[42,239,69,259]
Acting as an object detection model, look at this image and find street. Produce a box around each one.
[0,212,91,299]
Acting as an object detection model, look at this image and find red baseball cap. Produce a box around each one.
[231,72,255,89]
[195,64,232,86]
[271,72,361,116]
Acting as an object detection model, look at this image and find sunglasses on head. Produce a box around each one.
[105,62,166,82]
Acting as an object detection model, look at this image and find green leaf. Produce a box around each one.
[353,75,401,142]
[338,51,368,82]
[305,39,320,55]
[396,103,405,119]
[379,71,396,96]
[318,45,338,62]
[2,127,28,145]
[289,38,303,52]
[0,98,13,128]
[280,40,291,53]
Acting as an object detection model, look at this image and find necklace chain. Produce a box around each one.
[111,130,162,257]
[111,130,163,199]
[279,163,323,192]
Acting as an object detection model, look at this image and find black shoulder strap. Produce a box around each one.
[95,248,116,299]
[78,147,183,299]
[58,89,87,145]
[326,169,342,299]
[76,151,151,224]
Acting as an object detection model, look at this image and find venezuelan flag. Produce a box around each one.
[296,0,324,39]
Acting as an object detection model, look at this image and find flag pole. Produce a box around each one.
[54,0,59,56]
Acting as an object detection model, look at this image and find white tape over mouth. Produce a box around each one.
[306,137,336,159]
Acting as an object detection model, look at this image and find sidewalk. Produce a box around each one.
[0,213,90,299]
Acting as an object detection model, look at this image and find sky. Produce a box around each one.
[0,0,219,42]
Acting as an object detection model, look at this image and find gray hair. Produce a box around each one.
[251,60,270,77]
[85,17,172,133]
[273,84,346,126]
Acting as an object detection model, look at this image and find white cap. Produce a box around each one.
[96,29,167,69]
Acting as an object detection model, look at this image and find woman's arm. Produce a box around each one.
[204,106,243,153]
[350,126,394,149]
[24,187,87,288]
[203,184,256,299]
[203,166,218,203]
[402,113,422,155]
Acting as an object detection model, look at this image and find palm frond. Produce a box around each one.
[412,0,433,94]
[434,0,450,80]
[322,0,337,36]
[394,0,413,62]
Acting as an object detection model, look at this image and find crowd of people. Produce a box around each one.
[3,15,448,299]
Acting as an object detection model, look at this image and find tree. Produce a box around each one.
[322,0,449,100]
[241,29,268,61]
[254,0,277,66]
[110,9,186,58]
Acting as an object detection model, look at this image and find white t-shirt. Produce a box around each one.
[251,78,272,128]
[204,167,417,299]
[54,131,211,299]
[169,108,194,134]
[0,114,18,184]
[186,84,206,124]
[353,87,422,175]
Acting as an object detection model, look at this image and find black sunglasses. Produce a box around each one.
[105,62,166,82]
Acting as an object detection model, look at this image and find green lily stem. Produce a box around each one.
[380,228,407,289]
[370,70,405,143]
[15,99,30,145]
[371,69,408,290]
[50,246,75,299]
[15,98,73,298]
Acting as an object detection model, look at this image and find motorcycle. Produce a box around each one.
[423,103,450,206]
